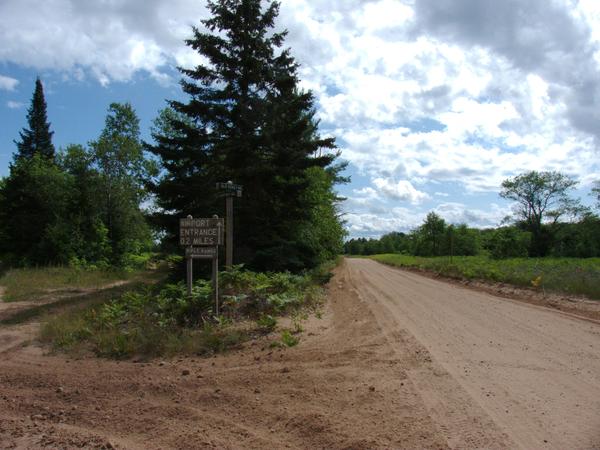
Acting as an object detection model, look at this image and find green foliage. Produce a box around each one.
[147,0,346,272]
[500,170,581,256]
[220,265,316,315]
[345,216,481,259]
[41,264,327,358]
[1,97,155,268]
[0,154,72,265]
[413,212,447,256]
[550,215,600,257]
[486,227,531,259]
[256,314,277,332]
[370,254,600,299]
[280,329,299,347]
[296,166,347,266]
[89,103,156,265]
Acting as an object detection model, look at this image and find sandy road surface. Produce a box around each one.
[346,258,600,449]
[0,260,598,449]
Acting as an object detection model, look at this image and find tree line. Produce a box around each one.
[346,172,600,259]
[0,83,155,268]
[0,0,347,272]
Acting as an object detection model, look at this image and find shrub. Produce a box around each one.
[256,314,277,333]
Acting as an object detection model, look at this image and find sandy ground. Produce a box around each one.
[0,259,599,449]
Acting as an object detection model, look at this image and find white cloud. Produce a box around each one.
[373,177,429,204]
[6,100,24,109]
[433,202,511,228]
[344,209,424,237]
[0,0,209,84]
[0,74,19,91]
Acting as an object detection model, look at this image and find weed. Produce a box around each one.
[280,329,299,347]
[256,314,277,333]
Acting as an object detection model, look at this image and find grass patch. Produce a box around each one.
[369,254,600,300]
[0,266,138,302]
[41,264,332,358]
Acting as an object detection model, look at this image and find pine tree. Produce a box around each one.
[0,78,63,264]
[148,0,345,271]
[15,77,55,161]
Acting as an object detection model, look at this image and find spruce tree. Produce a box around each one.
[15,77,56,161]
[148,0,344,271]
[0,77,63,265]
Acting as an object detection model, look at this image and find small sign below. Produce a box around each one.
[185,246,217,259]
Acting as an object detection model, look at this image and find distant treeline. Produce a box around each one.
[345,211,600,259]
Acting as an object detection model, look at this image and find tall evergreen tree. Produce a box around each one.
[15,77,55,161]
[148,0,345,271]
[0,78,63,264]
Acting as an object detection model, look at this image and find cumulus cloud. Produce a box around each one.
[0,75,19,91]
[433,202,511,228]
[412,0,600,139]
[344,208,425,238]
[0,0,209,85]
[372,177,429,204]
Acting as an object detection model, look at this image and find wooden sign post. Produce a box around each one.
[216,181,242,269]
[180,215,224,315]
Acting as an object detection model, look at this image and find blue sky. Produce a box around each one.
[1,0,599,238]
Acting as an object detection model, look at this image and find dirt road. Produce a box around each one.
[0,259,599,449]
[346,258,600,449]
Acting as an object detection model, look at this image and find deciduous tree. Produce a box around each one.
[500,171,579,256]
[90,103,156,264]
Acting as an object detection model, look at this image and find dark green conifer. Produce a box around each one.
[148,0,345,271]
[15,77,55,161]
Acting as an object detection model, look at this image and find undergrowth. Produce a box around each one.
[369,254,600,299]
[41,263,332,358]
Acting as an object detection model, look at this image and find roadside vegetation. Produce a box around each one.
[40,264,331,358]
[370,254,600,300]
[0,267,132,302]
[0,1,345,360]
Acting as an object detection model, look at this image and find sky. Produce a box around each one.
[1,0,599,238]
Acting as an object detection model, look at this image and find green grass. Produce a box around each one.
[0,266,138,302]
[368,254,600,300]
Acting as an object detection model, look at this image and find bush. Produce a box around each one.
[255,315,276,333]
[487,227,531,259]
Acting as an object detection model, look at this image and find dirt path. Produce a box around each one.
[0,260,598,449]
[346,258,600,449]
